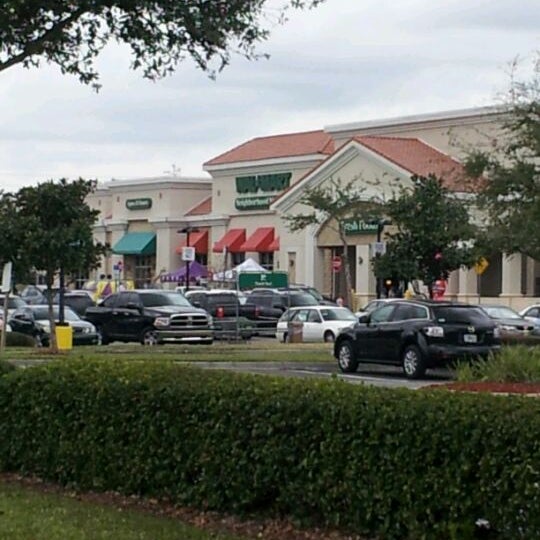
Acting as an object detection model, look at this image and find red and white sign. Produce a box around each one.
[332,256,342,272]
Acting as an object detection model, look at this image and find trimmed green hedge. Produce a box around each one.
[1,361,539,539]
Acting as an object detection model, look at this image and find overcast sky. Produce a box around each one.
[1,0,539,192]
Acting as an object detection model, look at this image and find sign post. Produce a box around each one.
[332,256,342,273]
[0,262,12,355]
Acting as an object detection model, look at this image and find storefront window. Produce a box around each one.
[259,252,274,271]
[196,253,208,266]
[232,252,245,266]
[134,255,155,288]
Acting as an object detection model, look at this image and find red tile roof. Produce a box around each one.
[185,196,212,216]
[354,136,475,192]
[204,130,334,167]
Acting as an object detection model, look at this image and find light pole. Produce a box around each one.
[178,227,199,292]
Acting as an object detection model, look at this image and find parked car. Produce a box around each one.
[84,289,213,345]
[276,306,357,343]
[519,305,540,328]
[51,290,96,317]
[244,288,320,335]
[479,304,539,338]
[355,298,399,319]
[19,284,48,305]
[0,294,28,317]
[175,285,207,295]
[185,289,256,339]
[335,300,501,379]
[286,284,336,305]
[9,305,99,346]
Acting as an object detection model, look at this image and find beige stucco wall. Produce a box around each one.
[328,111,506,162]
[88,177,211,283]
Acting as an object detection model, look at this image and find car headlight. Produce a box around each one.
[493,327,501,338]
[154,317,171,327]
[36,322,50,333]
[82,326,94,334]
[424,326,444,338]
[207,316,213,327]
[499,324,519,333]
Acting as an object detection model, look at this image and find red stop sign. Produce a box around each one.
[332,256,342,272]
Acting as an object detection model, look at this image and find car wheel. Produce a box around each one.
[323,330,335,343]
[402,344,426,379]
[95,325,109,345]
[141,327,159,346]
[336,340,358,373]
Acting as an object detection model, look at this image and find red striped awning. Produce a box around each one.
[213,228,246,253]
[268,236,280,251]
[240,227,275,252]
[176,230,209,254]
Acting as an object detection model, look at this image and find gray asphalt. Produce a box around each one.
[179,360,453,390]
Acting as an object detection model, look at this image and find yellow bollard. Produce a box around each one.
[55,325,73,350]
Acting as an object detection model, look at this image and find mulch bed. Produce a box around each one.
[429,381,540,395]
[0,473,369,540]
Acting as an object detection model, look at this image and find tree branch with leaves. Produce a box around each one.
[464,53,540,261]
[0,0,325,89]
[373,175,479,298]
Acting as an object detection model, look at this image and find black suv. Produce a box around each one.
[84,290,213,345]
[334,300,501,379]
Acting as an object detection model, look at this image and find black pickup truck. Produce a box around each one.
[84,289,213,345]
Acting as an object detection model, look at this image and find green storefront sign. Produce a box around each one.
[235,172,291,194]
[238,272,289,289]
[126,198,152,210]
[342,218,379,235]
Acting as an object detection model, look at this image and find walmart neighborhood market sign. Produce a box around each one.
[235,172,291,211]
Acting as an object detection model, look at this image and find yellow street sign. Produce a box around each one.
[474,257,489,275]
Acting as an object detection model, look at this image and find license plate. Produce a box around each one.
[463,334,477,343]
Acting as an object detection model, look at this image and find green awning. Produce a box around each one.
[112,232,156,255]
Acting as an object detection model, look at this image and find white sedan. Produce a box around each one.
[277,306,358,343]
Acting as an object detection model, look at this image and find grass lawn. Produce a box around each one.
[0,481,242,540]
[2,340,334,365]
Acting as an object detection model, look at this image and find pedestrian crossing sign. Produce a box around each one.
[474,257,489,275]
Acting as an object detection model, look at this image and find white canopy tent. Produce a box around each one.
[212,257,268,281]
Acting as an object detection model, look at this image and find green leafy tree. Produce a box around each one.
[0,0,324,89]
[373,175,478,298]
[465,54,540,261]
[0,192,31,285]
[283,178,382,307]
[14,179,107,351]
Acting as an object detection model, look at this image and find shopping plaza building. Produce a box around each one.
[86,106,540,309]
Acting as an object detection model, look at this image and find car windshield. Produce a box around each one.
[433,306,492,325]
[32,307,80,321]
[482,306,522,320]
[0,296,26,309]
[320,308,357,321]
[140,292,191,308]
[289,293,319,306]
